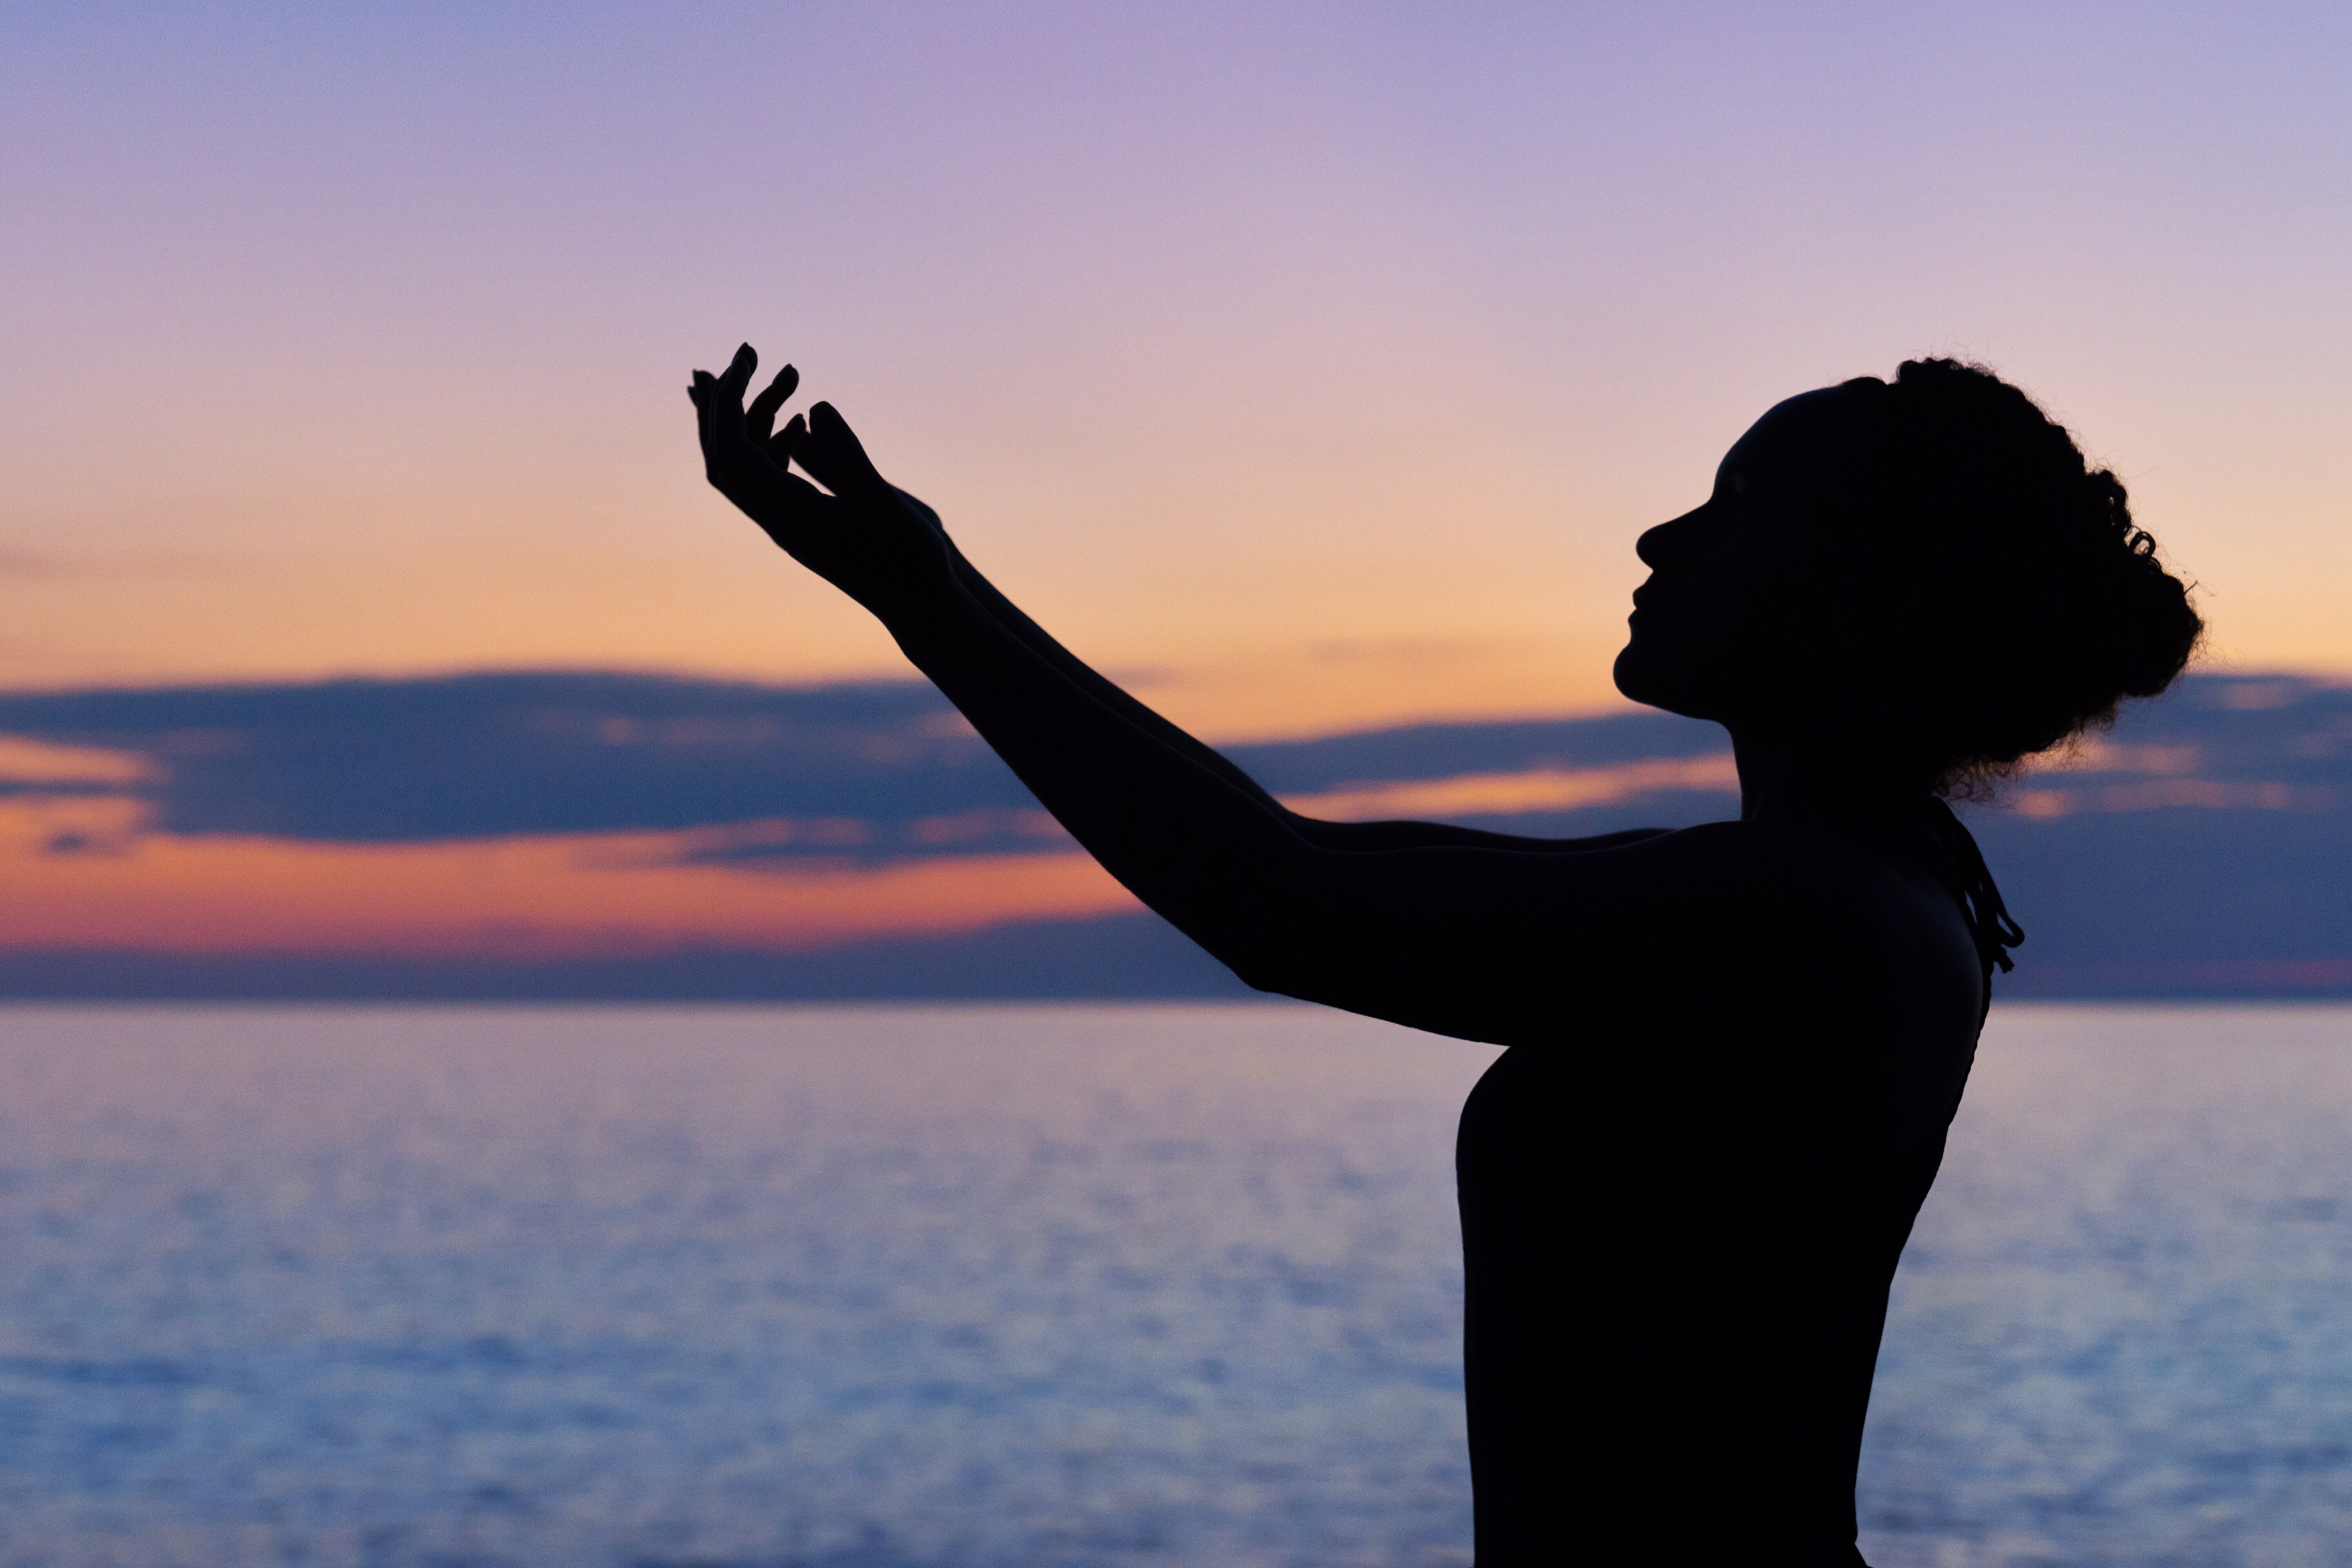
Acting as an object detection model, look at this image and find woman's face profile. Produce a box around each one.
[1612,387,1863,725]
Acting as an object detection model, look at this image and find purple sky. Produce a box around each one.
[7,4,2347,736]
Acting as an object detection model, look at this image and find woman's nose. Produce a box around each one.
[1636,502,1721,570]
[1636,512,1692,570]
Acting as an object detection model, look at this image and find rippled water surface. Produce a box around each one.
[3,1003,2350,1566]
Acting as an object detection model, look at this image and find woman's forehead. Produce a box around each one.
[1721,387,1866,482]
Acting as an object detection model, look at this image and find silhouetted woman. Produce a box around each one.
[689,349,2201,1566]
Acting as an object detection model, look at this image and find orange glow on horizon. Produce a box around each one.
[1280,753,1737,821]
[0,802,1134,958]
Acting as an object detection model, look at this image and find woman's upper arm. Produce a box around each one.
[1229,822,1768,1042]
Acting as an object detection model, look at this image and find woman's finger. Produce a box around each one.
[701,349,763,477]
[768,411,807,468]
[747,363,799,444]
[799,401,887,500]
[691,369,712,446]
[690,352,835,546]
[717,343,757,408]
[692,370,723,468]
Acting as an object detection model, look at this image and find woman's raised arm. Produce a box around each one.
[690,345,1715,1034]
[691,346,1317,974]
[708,349,1656,858]
[937,528,1669,857]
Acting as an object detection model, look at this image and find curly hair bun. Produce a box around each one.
[1828,359,2203,793]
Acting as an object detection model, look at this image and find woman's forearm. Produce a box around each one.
[882,571,1315,974]
[691,352,1518,892]
[941,543,1648,855]
[942,541,1298,816]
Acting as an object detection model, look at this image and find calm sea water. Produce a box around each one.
[1,1004,2348,1567]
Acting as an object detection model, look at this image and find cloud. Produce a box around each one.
[0,670,1735,858]
[1280,754,1739,821]
[0,669,2346,869]
[0,672,1026,849]
[2010,780,2339,818]
[0,913,1258,1003]
[2,669,2349,998]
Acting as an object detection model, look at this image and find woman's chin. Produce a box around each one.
[1613,645,1717,721]
[1612,644,1675,710]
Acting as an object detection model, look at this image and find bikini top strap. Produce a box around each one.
[1920,797,2025,996]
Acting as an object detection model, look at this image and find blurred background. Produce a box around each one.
[4,5,2351,1565]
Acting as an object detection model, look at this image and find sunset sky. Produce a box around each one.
[6,5,2350,980]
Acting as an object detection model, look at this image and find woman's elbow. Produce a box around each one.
[1166,911,1311,998]
[1196,920,1348,1001]
[1221,951,1303,998]
[1155,849,1345,997]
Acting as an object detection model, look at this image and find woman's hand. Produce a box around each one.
[689,344,953,623]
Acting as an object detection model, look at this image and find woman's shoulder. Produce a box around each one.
[1252,810,1982,1046]
[1570,816,1904,904]
[1618,817,1983,990]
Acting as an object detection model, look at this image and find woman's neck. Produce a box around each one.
[1729,728,1920,826]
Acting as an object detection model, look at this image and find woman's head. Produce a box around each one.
[1613,358,2203,795]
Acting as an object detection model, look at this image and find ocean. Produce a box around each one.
[2,1002,2348,1566]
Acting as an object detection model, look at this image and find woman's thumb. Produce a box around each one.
[801,402,887,499]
